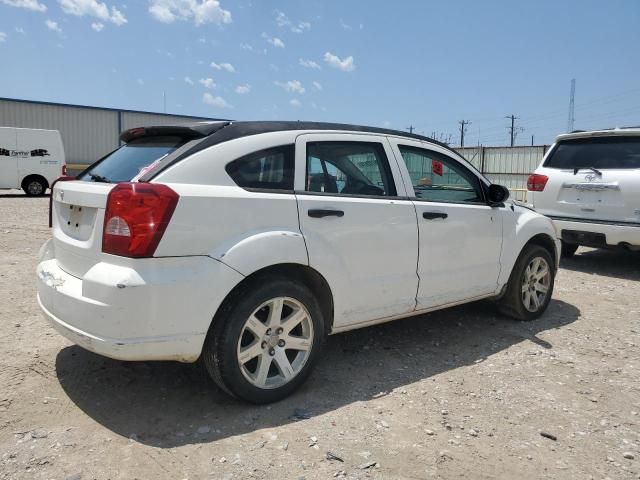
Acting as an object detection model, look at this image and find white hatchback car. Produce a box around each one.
[37,121,560,403]
[528,128,640,257]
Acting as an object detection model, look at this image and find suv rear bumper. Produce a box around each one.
[549,216,640,248]
[36,240,243,362]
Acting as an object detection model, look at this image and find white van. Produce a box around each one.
[0,127,66,196]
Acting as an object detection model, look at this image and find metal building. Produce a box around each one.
[0,97,222,167]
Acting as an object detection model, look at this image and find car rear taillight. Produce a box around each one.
[527,173,549,192]
[62,164,67,176]
[102,183,179,258]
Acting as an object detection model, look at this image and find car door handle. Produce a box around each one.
[308,209,345,218]
[423,211,448,220]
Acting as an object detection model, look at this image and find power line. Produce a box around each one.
[406,125,415,134]
[458,120,471,147]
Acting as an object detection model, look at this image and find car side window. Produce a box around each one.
[305,141,397,197]
[226,145,294,191]
[398,145,484,204]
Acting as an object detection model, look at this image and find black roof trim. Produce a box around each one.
[0,96,229,121]
[120,121,230,143]
[142,121,457,181]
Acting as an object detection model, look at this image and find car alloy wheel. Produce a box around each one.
[236,296,314,389]
[521,256,551,312]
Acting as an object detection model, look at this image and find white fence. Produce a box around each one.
[455,146,549,201]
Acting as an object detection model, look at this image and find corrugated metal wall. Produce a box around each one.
[455,146,549,201]
[0,98,214,165]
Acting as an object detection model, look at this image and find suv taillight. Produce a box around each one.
[527,173,549,192]
[102,183,179,258]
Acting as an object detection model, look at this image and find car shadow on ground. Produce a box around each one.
[55,299,579,448]
[560,247,640,281]
[0,193,50,198]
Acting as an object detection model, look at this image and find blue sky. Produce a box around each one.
[0,0,639,146]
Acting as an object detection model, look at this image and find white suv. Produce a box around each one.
[37,121,560,403]
[528,128,640,257]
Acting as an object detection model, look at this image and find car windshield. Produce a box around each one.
[79,136,183,183]
[545,136,640,170]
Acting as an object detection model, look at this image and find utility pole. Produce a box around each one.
[406,125,415,134]
[163,91,167,113]
[458,120,471,147]
[505,114,522,147]
[531,135,534,146]
[567,78,576,132]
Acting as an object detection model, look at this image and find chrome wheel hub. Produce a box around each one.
[237,297,313,389]
[521,256,551,312]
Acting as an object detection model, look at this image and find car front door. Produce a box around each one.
[389,139,503,310]
[294,134,419,330]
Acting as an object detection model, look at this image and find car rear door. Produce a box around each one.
[388,138,503,310]
[294,133,419,329]
[531,135,640,224]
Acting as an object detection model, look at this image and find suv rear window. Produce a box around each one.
[545,136,640,169]
[79,136,184,183]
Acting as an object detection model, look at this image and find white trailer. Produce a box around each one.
[0,127,66,195]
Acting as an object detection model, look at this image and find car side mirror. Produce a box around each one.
[487,184,510,206]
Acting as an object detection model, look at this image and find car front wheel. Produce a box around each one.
[202,276,325,403]
[498,244,555,321]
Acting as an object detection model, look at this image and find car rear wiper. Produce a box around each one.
[573,166,602,176]
[89,173,111,183]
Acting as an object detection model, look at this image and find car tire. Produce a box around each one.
[201,276,325,404]
[497,244,555,321]
[22,176,47,197]
[561,241,579,258]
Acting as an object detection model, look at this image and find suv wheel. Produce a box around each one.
[498,245,555,321]
[561,241,579,258]
[202,277,325,403]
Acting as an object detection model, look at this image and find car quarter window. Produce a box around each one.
[305,141,397,197]
[398,145,484,204]
[225,145,294,191]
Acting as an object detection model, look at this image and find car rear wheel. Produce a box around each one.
[498,244,555,321]
[202,276,325,403]
[22,176,47,196]
[561,241,579,258]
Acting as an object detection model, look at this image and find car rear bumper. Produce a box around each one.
[36,240,244,362]
[550,217,640,248]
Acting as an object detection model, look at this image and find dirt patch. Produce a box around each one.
[1,191,639,479]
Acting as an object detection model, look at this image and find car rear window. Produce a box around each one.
[545,136,640,169]
[79,136,184,183]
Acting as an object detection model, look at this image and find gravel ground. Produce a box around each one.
[1,191,639,480]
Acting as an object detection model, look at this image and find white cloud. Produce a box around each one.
[324,51,355,72]
[210,61,235,72]
[0,32,6,42]
[1,0,46,12]
[199,77,215,89]
[137,78,144,85]
[312,81,322,91]
[91,22,104,31]
[269,64,279,72]
[234,84,250,94]
[262,32,284,48]
[58,0,127,25]
[149,0,231,26]
[339,19,351,30]
[184,76,194,85]
[45,19,62,33]
[275,80,305,94]
[299,58,320,70]
[240,42,253,51]
[203,92,231,108]
[274,10,310,33]
[289,99,301,107]
[15,27,25,33]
